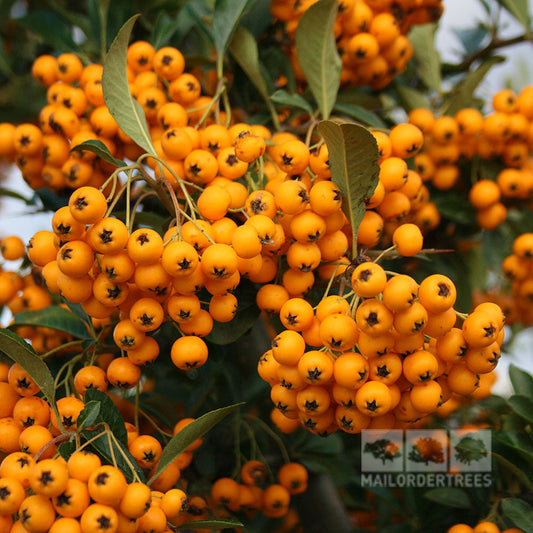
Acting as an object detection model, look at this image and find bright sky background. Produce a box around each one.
[1,0,533,394]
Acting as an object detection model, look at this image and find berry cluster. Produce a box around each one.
[270,0,443,89]
[410,85,533,231]
[210,460,308,520]
[259,265,504,435]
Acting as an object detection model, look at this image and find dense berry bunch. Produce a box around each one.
[260,262,504,435]
[409,85,533,231]
[447,523,523,533]
[270,0,443,89]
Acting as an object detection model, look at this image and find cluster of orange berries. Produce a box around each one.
[270,0,443,89]
[258,263,504,435]
[447,523,523,533]
[409,85,533,230]
[210,460,308,520]
[0,359,231,532]
[502,233,533,325]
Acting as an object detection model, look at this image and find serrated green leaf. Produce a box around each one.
[0,329,55,406]
[508,394,533,423]
[84,388,128,445]
[333,102,386,128]
[496,0,531,32]
[270,89,313,115]
[102,15,156,155]
[77,400,101,431]
[229,26,270,102]
[442,56,505,116]
[423,488,471,508]
[408,24,441,93]
[393,82,431,111]
[70,140,126,167]
[295,0,341,119]
[501,498,533,533]
[177,519,244,530]
[11,306,91,340]
[148,403,243,486]
[213,0,251,76]
[509,364,533,397]
[317,121,380,257]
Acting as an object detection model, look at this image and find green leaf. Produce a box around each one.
[424,488,471,509]
[332,102,386,128]
[83,389,128,445]
[501,498,533,533]
[177,519,244,530]
[81,428,146,483]
[70,139,126,167]
[270,89,313,115]
[148,403,243,486]
[509,364,533,397]
[317,120,380,256]
[11,306,91,340]
[57,440,77,462]
[408,24,441,93]
[496,0,531,32]
[393,82,431,111]
[18,10,79,52]
[151,11,179,49]
[0,329,55,406]
[205,280,261,345]
[508,394,533,423]
[77,401,101,431]
[442,56,505,116]
[213,0,251,75]
[295,0,341,119]
[102,15,156,155]
[229,26,271,103]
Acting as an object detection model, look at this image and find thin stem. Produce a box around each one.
[125,169,132,232]
[195,79,226,129]
[34,432,76,462]
[134,382,140,434]
[245,414,291,465]
[108,431,143,483]
[41,339,84,360]
[321,263,340,300]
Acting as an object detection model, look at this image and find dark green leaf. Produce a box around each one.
[0,38,13,77]
[0,188,33,206]
[270,89,313,115]
[148,403,243,486]
[0,329,55,406]
[501,498,533,533]
[295,0,341,119]
[442,56,505,116]
[333,102,386,128]
[496,0,531,31]
[12,306,91,340]
[98,0,111,60]
[18,10,79,52]
[151,12,179,49]
[81,428,146,483]
[393,82,431,111]
[432,193,476,226]
[34,188,68,212]
[70,140,126,168]
[57,440,77,462]
[317,120,380,256]
[213,0,250,75]
[177,519,244,530]
[83,389,128,445]
[424,488,471,509]
[205,280,261,345]
[229,26,271,102]
[509,364,533,397]
[508,394,533,423]
[454,25,490,56]
[77,401,101,431]
[102,15,156,155]
[408,24,441,93]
